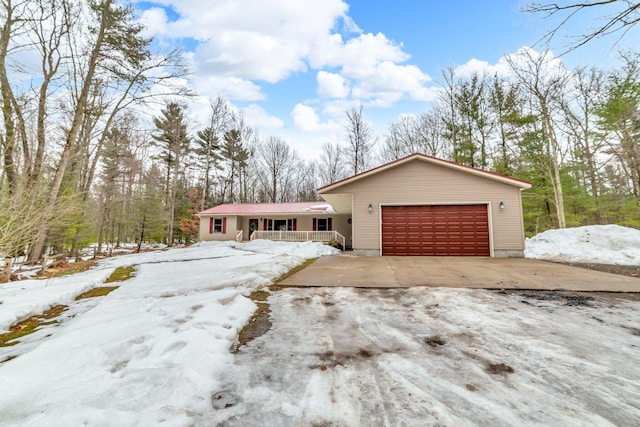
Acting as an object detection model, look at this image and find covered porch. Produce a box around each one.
[250,230,346,249]
[197,202,353,249]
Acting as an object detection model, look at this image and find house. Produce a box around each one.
[197,201,352,248]
[198,153,532,257]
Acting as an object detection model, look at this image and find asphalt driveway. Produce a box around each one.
[280,255,640,292]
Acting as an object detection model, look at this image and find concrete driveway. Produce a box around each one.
[280,255,640,292]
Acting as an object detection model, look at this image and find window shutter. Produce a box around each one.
[293,218,297,231]
[312,218,317,231]
[328,218,332,231]
[263,219,268,230]
[222,217,227,234]
[209,218,213,234]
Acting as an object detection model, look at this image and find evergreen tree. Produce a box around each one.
[152,102,190,246]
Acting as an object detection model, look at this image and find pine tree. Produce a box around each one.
[152,102,190,246]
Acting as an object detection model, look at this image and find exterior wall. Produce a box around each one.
[330,215,352,248]
[206,214,352,245]
[198,215,238,241]
[324,159,526,255]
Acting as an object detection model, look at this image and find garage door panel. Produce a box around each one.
[382,205,490,256]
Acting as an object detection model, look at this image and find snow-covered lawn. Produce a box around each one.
[0,226,639,425]
[0,240,337,426]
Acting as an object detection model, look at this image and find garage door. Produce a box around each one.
[382,205,490,256]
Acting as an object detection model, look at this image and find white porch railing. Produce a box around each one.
[235,230,243,242]
[250,230,345,249]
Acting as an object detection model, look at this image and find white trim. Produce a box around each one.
[517,190,526,250]
[351,193,355,250]
[378,203,382,256]
[378,202,493,257]
[197,212,337,218]
[487,202,495,257]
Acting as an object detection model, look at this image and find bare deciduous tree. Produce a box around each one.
[344,104,374,174]
[525,1,640,52]
[507,48,570,228]
[257,136,298,203]
[0,0,30,194]
[317,142,344,186]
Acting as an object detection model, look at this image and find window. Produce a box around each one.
[210,217,226,233]
[313,218,332,231]
[264,218,296,231]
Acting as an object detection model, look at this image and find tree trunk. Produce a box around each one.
[137,213,146,253]
[543,108,566,228]
[29,0,113,262]
[167,187,176,246]
[0,3,17,195]
[3,257,12,283]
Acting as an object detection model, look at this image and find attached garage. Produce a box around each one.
[381,205,490,256]
[318,153,531,257]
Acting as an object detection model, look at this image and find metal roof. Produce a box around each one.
[198,201,335,216]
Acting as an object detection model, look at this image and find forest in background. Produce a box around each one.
[1,0,639,277]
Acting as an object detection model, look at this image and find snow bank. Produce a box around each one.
[525,224,640,265]
[234,239,339,258]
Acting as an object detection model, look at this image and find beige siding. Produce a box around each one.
[198,215,238,241]
[203,214,352,245]
[330,215,352,248]
[323,159,525,254]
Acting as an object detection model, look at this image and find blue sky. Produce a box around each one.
[134,0,638,158]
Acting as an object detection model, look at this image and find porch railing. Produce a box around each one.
[235,230,243,242]
[250,230,346,249]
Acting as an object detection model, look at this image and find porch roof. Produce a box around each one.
[198,201,336,216]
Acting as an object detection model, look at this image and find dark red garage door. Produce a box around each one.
[382,205,490,256]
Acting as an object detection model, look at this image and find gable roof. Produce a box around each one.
[198,201,335,216]
[317,153,532,193]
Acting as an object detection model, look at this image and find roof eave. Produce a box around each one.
[318,153,531,193]
[197,211,336,216]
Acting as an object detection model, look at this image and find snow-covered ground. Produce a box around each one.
[525,224,640,265]
[219,287,640,426]
[0,227,639,426]
[0,240,337,426]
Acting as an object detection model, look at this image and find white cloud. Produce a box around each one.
[454,57,511,78]
[308,32,408,73]
[242,104,284,129]
[192,75,266,101]
[503,47,568,78]
[140,0,350,84]
[317,71,350,98]
[291,104,339,132]
[308,32,433,106]
[350,61,435,106]
[138,7,169,38]
[455,47,567,81]
[137,2,434,107]
[320,99,352,119]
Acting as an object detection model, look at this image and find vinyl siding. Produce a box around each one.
[204,214,352,244]
[198,215,238,241]
[323,159,525,253]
